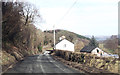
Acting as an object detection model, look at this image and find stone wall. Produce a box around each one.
[54,50,120,73]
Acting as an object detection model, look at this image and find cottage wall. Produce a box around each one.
[91,47,103,57]
[91,47,110,57]
[55,39,74,52]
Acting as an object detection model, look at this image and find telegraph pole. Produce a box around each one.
[53,25,56,50]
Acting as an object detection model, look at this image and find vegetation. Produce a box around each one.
[54,50,119,73]
[89,36,99,47]
[76,34,90,40]
[2,1,44,71]
[104,35,118,50]
[99,35,118,54]
[37,45,42,52]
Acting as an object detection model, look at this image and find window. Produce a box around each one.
[101,53,102,56]
[97,49,99,53]
[64,44,66,48]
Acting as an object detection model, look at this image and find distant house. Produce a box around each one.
[80,46,109,57]
[55,39,74,52]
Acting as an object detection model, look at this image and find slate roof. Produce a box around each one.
[80,45,96,53]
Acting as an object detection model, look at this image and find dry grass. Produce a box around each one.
[1,50,17,73]
[1,50,15,66]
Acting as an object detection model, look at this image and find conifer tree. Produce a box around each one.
[89,36,98,47]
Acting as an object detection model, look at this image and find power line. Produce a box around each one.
[53,0,78,49]
[57,0,78,25]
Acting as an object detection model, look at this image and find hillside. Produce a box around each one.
[43,29,90,52]
[2,2,44,72]
[99,35,119,54]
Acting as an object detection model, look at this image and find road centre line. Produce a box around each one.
[46,55,66,73]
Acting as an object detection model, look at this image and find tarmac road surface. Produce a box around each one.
[4,54,84,74]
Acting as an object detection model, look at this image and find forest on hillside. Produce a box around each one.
[99,35,118,54]
[2,2,44,71]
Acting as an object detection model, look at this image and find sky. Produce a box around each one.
[26,0,119,36]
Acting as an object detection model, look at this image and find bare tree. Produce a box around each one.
[2,2,23,41]
[22,3,40,25]
[2,2,43,52]
[104,36,118,50]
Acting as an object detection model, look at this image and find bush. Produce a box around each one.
[55,50,60,56]
[78,54,85,63]
[38,45,42,52]
[44,40,48,45]
[71,53,75,62]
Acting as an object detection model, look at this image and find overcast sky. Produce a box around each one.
[27,0,119,36]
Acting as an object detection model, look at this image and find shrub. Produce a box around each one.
[71,53,75,62]
[44,40,48,45]
[79,54,85,63]
[38,45,42,52]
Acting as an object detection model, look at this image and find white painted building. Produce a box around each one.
[80,46,119,58]
[92,47,119,58]
[91,47,109,57]
[80,46,109,57]
[55,39,74,52]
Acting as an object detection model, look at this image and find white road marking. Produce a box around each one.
[39,55,46,75]
[54,64,66,72]
[40,65,45,73]
[46,55,66,73]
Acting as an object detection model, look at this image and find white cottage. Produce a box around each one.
[55,39,74,52]
[91,47,109,57]
[80,46,109,57]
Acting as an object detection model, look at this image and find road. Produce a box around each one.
[4,54,83,74]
